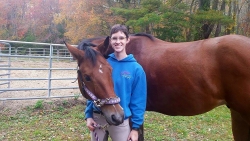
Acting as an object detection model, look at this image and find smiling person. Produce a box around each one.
[85,24,147,141]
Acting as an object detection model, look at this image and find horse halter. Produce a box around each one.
[77,70,120,108]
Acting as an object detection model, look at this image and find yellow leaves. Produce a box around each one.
[53,13,65,25]
[0,29,7,37]
[62,7,103,44]
[54,0,110,44]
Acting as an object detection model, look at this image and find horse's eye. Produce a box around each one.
[84,75,91,82]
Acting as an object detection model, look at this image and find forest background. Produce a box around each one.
[0,0,250,45]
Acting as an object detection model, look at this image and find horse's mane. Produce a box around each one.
[77,39,102,66]
[131,33,155,41]
[77,37,105,50]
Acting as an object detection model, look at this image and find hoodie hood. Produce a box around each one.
[108,53,136,62]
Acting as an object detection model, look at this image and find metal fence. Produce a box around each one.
[0,40,81,101]
[0,42,11,94]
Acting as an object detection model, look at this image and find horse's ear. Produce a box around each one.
[104,36,110,49]
[102,36,115,58]
[96,36,112,58]
[64,41,84,61]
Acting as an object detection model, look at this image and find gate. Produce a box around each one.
[0,40,81,101]
[0,42,11,94]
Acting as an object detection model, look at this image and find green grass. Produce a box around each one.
[34,100,44,109]
[144,106,232,140]
[0,100,232,141]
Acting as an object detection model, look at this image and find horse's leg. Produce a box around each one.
[231,109,250,141]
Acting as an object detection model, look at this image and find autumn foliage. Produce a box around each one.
[0,0,250,44]
[0,0,123,44]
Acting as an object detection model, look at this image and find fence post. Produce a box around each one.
[43,48,45,60]
[48,44,53,98]
[15,47,17,60]
[29,48,31,61]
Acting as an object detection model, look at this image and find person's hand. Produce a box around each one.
[86,118,96,131]
[127,129,139,141]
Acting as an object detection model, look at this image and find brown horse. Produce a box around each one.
[64,42,124,126]
[77,34,250,141]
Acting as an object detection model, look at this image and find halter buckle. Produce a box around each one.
[93,99,104,107]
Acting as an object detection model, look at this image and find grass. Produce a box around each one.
[34,100,44,109]
[144,107,232,140]
[0,99,233,141]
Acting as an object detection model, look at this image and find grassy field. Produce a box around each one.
[0,99,233,141]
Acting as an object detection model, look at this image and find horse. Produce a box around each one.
[74,33,250,141]
[64,42,124,126]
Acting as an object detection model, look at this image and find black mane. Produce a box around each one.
[77,38,102,66]
[77,37,104,50]
[132,33,155,41]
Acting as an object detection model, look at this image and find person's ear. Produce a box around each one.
[126,37,130,44]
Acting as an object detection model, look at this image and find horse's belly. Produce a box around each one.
[146,87,225,116]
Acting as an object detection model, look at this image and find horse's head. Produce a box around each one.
[76,37,111,58]
[73,37,113,59]
[64,42,124,125]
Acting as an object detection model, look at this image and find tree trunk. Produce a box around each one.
[212,0,218,10]
[247,0,250,36]
[186,0,195,41]
[215,0,226,37]
[199,0,213,39]
[234,0,239,34]
[199,0,210,11]
[226,0,232,34]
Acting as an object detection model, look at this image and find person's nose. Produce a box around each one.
[115,38,122,43]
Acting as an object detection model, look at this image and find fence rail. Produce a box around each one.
[0,40,81,101]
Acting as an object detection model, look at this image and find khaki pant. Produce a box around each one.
[91,113,130,141]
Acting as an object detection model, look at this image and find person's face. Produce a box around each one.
[110,31,130,53]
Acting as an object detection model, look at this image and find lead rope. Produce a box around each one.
[93,129,99,141]
[93,123,109,141]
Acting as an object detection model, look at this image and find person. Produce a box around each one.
[84,24,147,141]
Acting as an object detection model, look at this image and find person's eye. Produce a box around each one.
[119,37,125,40]
[111,37,117,41]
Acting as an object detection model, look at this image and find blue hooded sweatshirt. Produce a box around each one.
[85,53,147,129]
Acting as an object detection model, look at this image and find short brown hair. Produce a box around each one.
[110,24,129,39]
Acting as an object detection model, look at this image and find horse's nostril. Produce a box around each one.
[111,115,117,122]
[111,115,123,125]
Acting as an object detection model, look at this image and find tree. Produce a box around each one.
[154,0,190,41]
[214,0,226,37]
[54,0,123,44]
[111,0,190,41]
[236,0,250,36]
[0,0,30,40]
[0,0,248,43]
[189,0,234,40]
[29,0,61,43]
[242,0,250,36]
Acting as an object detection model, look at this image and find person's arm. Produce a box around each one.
[85,100,94,119]
[129,69,147,129]
[85,100,97,131]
